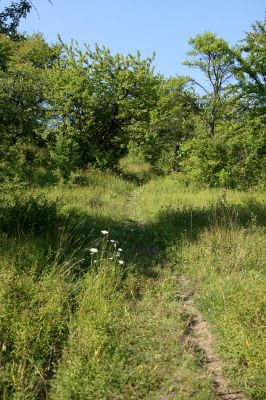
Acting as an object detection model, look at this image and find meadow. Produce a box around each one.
[0,157,265,399]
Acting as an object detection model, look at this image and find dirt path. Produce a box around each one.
[179,278,249,400]
[125,183,249,400]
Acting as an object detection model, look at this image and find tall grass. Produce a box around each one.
[51,263,215,400]
[0,158,265,399]
[179,225,266,399]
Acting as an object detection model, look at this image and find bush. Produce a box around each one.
[179,119,266,189]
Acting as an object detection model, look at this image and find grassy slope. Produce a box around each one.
[137,172,266,400]
[0,158,265,399]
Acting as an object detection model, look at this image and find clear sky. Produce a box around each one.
[15,0,266,78]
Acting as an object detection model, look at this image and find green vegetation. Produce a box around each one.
[0,9,265,187]
[0,3,265,399]
[181,225,266,399]
[0,161,265,399]
[139,172,266,399]
[0,163,217,399]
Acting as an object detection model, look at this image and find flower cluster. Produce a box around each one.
[89,248,98,254]
[89,229,125,266]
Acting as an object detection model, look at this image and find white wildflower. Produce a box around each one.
[117,248,122,252]
[101,230,109,235]
[89,248,98,254]
[118,260,124,265]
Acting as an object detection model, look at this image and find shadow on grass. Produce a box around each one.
[24,163,163,188]
[116,166,164,186]
[1,195,265,278]
[0,195,265,399]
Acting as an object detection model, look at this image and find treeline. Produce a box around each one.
[0,3,265,188]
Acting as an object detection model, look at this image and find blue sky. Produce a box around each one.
[15,0,266,78]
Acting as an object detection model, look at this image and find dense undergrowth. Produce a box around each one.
[0,157,265,399]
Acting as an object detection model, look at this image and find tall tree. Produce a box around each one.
[0,0,32,38]
[183,32,234,137]
[0,1,52,39]
[0,34,61,182]
[233,16,266,118]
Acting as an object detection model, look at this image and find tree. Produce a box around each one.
[179,28,266,188]
[233,16,266,118]
[0,0,32,38]
[135,76,195,169]
[45,41,160,174]
[0,32,13,70]
[0,34,61,182]
[183,32,235,137]
[0,0,52,39]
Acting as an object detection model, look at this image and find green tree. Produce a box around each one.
[134,76,195,169]
[183,32,234,137]
[0,1,52,39]
[0,33,61,183]
[0,32,13,70]
[45,40,159,174]
[180,115,266,188]
[0,0,32,38]
[234,16,266,118]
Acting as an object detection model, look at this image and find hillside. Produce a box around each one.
[0,158,265,399]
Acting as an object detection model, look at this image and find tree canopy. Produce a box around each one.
[0,9,265,188]
[0,1,32,38]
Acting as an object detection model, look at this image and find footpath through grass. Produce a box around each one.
[0,157,265,399]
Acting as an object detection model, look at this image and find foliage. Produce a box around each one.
[183,32,234,137]
[0,0,52,39]
[131,76,195,169]
[0,13,265,188]
[0,33,61,183]
[178,24,266,187]
[179,116,266,188]
[0,0,31,38]
[233,15,266,119]
[44,41,160,175]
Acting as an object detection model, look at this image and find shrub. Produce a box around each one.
[180,119,266,189]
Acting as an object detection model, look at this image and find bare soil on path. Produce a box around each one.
[179,277,249,400]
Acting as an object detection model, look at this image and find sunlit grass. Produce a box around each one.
[51,264,215,400]
[0,157,265,399]
[178,225,266,399]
